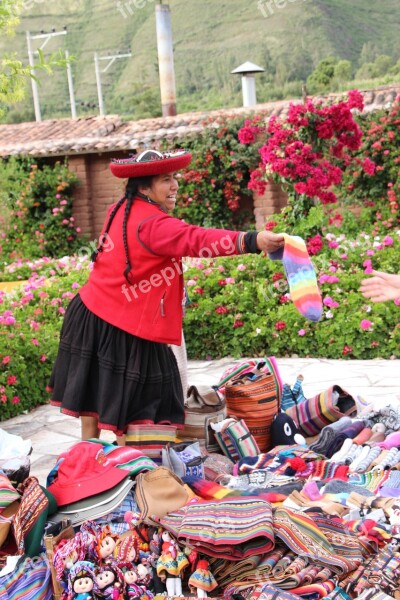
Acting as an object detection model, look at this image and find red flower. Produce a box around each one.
[307,234,324,255]
[275,321,286,331]
[272,272,284,281]
[194,287,204,295]
[233,320,244,328]
[342,345,353,356]
[265,220,277,231]
[215,306,229,314]
[7,375,17,385]
[11,396,20,404]
[218,279,227,286]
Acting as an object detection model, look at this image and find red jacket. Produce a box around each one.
[80,197,247,344]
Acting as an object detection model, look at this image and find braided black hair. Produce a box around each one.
[91,176,153,283]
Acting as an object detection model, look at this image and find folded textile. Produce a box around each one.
[352,427,373,445]
[325,421,365,458]
[190,479,286,503]
[355,446,381,473]
[309,417,352,455]
[158,496,275,560]
[273,507,363,575]
[323,480,374,498]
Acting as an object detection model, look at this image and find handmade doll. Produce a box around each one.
[95,526,120,562]
[119,563,149,600]
[156,530,189,597]
[53,534,86,583]
[80,521,102,562]
[136,563,153,593]
[95,563,125,600]
[188,557,218,598]
[147,526,166,595]
[124,511,150,555]
[113,534,139,565]
[68,560,97,600]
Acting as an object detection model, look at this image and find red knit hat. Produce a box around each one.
[110,149,192,179]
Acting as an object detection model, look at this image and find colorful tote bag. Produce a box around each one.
[214,419,260,461]
[224,361,281,452]
[285,385,357,437]
[125,424,177,465]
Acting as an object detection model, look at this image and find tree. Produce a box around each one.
[307,57,337,91]
[374,55,393,76]
[334,59,352,83]
[0,0,71,120]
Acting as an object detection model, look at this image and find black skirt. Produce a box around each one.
[48,294,184,435]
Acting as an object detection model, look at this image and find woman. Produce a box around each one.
[48,149,284,441]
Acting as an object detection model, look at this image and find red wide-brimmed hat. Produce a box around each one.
[110,149,192,179]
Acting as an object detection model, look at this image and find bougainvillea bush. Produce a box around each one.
[164,115,262,229]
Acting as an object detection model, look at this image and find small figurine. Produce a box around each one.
[68,560,97,600]
[119,563,150,599]
[95,563,125,600]
[188,558,218,598]
[95,526,120,562]
[80,521,102,562]
[156,530,189,597]
[113,535,139,564]
[53,534,86,583]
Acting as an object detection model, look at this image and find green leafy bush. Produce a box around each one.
[0,159,83,260]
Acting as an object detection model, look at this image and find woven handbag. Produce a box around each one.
[181,385,226,452]
[225,363,281,453]
[285,385,357,436]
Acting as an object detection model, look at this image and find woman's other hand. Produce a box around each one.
[256,231,285,254]
[360,270,400,303]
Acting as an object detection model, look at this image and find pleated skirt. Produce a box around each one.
[48,294,184,436]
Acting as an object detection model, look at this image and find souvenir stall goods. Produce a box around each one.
[285,385,357,437]
[181,385,226,452]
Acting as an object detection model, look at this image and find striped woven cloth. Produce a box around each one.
[273,507,363,575]
[0,553,52,600]
[0,474,20,510]
[159,497,274,560]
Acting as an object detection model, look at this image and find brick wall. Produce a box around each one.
[68,152,125,239]
[253,181,288,230]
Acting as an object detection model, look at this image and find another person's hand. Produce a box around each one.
[360,270,400,303]
[256,231,285,254]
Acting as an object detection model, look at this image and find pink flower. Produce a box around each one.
[31,338,39,346]
[237,264,246,271]
[298,329,306,336]
[275,321,286,331]
[217,265,225,272]
[225,277,235,284]
[40,354,47,362]
[360,319,373,331]
[2,356,11,364]
[58,307,66,315]
[71,282,80,289]
[11,396,20,404]
[383,236,394,246]
[187,279,197,286]
[55,194,61,199]
[328,241,339,249]
[0,395,7,403]
[215,306,229,315]
[323,296,339,308]
[7,375,17,385]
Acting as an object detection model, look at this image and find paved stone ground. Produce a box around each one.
[2,357,400,486]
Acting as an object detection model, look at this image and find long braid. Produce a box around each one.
[91,196,127,262]
[92,175,153,283]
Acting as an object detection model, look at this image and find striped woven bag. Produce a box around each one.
[224,359,282,452]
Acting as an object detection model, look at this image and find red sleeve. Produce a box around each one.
[137,213,246,258]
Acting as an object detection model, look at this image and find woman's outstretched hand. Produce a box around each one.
[256,231,285,254]
[360,270,400,303]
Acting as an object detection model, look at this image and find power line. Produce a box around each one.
[94,51,132,116]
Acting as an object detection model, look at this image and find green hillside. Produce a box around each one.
[2,0,400,122]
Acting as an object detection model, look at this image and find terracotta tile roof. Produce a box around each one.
[0,85,398,158]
